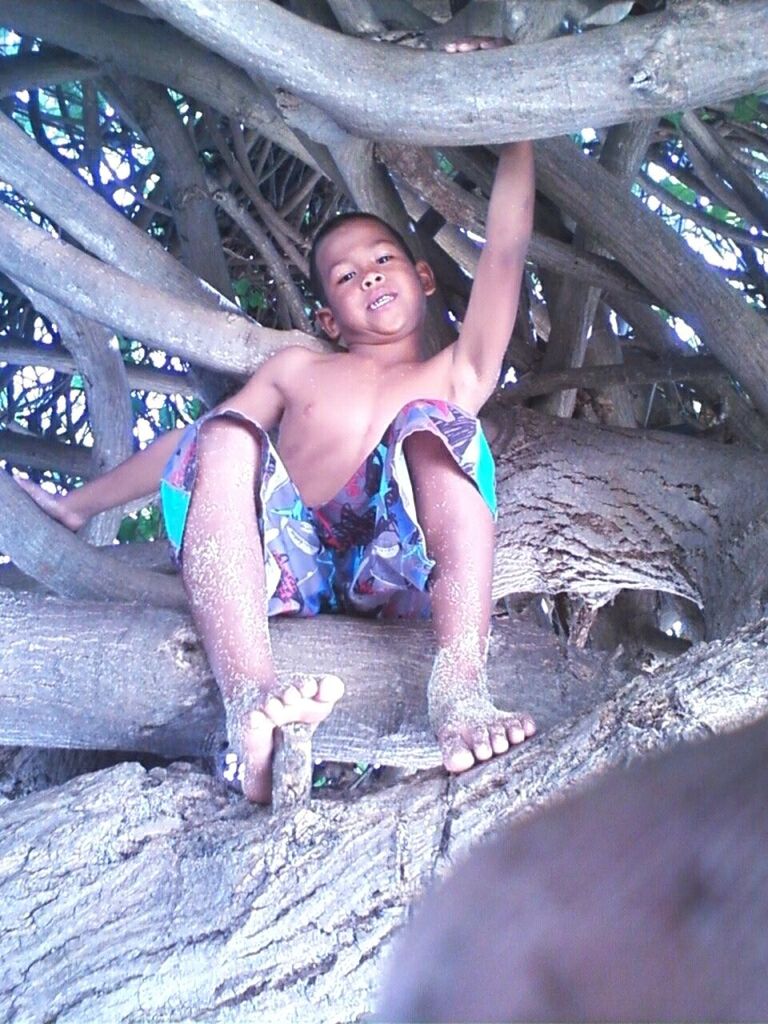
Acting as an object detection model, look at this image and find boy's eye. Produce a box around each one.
[377,254,392,264]
[337,270,354,284]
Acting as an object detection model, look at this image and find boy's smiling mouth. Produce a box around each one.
[368,291,396,311]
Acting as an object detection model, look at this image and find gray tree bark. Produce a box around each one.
[0,206,322,375]
[140,0,768,144]
[0,588,624,764]
[2,615,767,1023]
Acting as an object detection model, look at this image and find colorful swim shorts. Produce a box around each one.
[160,398,496,619]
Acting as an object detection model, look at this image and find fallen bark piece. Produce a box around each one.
[272,723,314,812]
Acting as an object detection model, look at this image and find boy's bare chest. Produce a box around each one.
[289,353,451,435]
[275,351,454,504]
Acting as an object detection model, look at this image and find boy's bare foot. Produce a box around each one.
[224,673,344,804]
[428,664,536,773]
[444,36,506,53]
[14,475,87,531]
[433,700,536,773]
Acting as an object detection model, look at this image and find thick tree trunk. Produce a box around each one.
[0,589,626,764]
[487,408,768,636]
[2,617,767,1023]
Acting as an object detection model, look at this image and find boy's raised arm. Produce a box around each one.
[450,139,534,412]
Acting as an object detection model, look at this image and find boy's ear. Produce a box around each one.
[416,260,437,297]
[315,306,341,340]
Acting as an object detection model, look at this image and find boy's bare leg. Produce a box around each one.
[182,418,343,803]
[404,431,536,773]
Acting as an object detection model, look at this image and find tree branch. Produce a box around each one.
[0,430,95,479]
[141,0,768,144]
[0,0,317,167]
[0,336,195,396]
[211,186,312,332]
[538,118,656,418]
[0,471,185,608]
[680,108,768,232]
[16,289,134,545]
[0,207,327,375]
[499,354,727,403]
[0,112,235,310]
[0,48,98,97]
[0,592,621,764]
[536,137,768,416]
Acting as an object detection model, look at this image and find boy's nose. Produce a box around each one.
[362,270,384,289]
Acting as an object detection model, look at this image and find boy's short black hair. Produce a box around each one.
[308,212,416,306]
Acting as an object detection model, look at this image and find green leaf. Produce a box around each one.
[661,179,697,205]
[185,397,203,421]
[732,94,763,124]
[662,112,682,131]
[436,153,454,176]
[117,516,138,542]
[708,203,745,228]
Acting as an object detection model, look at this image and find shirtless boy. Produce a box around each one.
[21,123,536,803]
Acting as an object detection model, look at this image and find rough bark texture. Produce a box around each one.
[487,408,768,636]
[2,617,767,1023]
[0,589,624,765]
[140,0,768,144]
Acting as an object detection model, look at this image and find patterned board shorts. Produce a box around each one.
[160,398,496,619]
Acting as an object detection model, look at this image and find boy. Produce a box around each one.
[21,133,536,804]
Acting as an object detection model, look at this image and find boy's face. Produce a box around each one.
[314,218,435,349]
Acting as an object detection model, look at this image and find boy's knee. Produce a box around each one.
[198,416,262,466]
[403,429,454,468]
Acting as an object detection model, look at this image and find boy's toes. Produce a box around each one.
[439,731,476,773]
[289,673,343,705]
[263,694,289,725]
[506,714,536,743]
[296,674,320,699]
[264,674,345,727]
[281,684,302,706]
[467,726,493,762]
[316,674,344,704]
[489,725,510,755]
[505,717,528,745]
